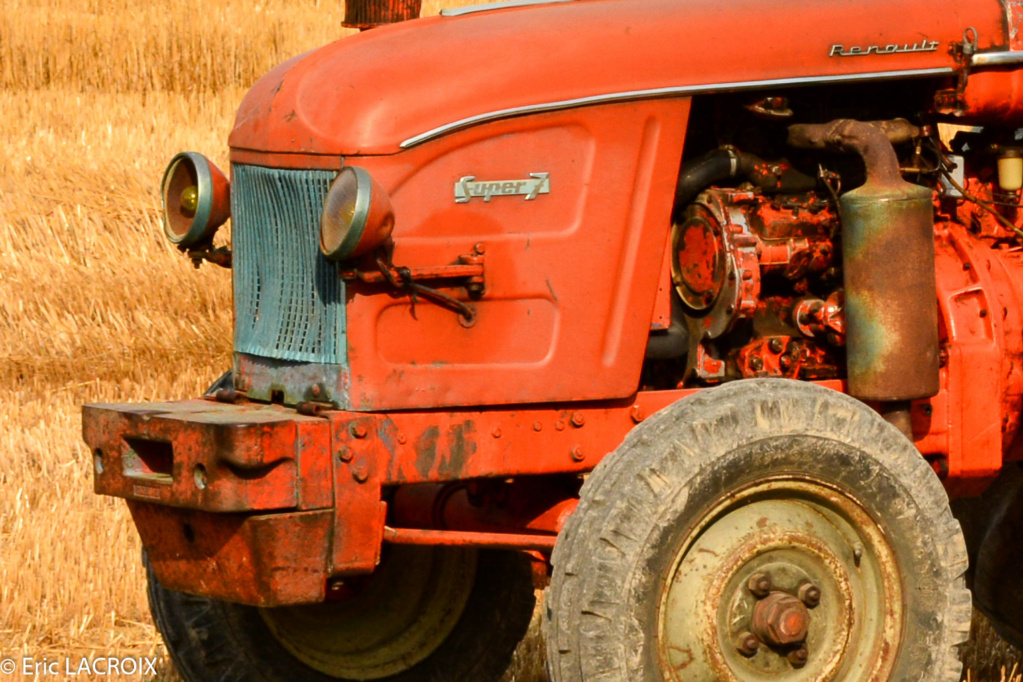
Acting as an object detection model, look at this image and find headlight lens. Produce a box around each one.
[160,152,231,247]
[320,166,395,261]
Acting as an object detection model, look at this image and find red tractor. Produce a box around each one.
[84,0,1023,678]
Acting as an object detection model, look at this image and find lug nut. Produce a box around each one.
[752,593,810,647]
[747,572,772,598]
[798,581,821,608]
[736,631,760,657]
[787,644,809,668]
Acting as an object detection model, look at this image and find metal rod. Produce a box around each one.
[382,526,557,551]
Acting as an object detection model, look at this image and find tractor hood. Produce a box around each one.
[229,0,1010,156]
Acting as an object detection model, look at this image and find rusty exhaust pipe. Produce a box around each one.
[343,0,421,29]
[788,119,939,435]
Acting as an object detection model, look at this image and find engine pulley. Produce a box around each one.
[671,191,761,339]
[671,213,725,311]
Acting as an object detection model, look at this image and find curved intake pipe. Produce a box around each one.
[787,119,939,425]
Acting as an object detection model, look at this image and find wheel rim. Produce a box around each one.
[657,477,903,681]
[261,545,477,680]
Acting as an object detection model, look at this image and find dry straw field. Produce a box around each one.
[0,0,1019,679]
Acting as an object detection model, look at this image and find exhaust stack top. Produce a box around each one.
[344,0,422,29]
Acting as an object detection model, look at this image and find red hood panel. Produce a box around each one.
[229,0,1008,156]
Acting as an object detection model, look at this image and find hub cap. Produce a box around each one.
[657,478,902,680]
[261,545,477,680]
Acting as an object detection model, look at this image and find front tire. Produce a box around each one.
[148,545,536,682]
[546,379,970,681]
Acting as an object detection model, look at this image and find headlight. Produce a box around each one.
[320,166,395,261]
[160,152,231,247]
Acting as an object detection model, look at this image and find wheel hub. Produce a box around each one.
[260,545,477,680]
[657,479,903,681]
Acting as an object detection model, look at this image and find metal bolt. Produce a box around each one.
[630,405,644,423]
[492,427,502,438]
[555,420,566,431]
[350,423,368,439]
[474,242,486,255]
[768,338,785,353]
[747,572,772,598]
[570,412,586,427]
[735,632,760,657]
[571,446,585,462]
[798,582,821,608]
[337,447,353,462]
[397,433,407,444]
[853,542,864,566]
[352,465,369,483]
[780,354,793,370]
[214,388,237,403]
[749,356,764,371]
[787,644,809,668]
[533,421,543,432]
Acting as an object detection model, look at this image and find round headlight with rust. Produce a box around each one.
[320,166,395,261]
[160,151,231,246]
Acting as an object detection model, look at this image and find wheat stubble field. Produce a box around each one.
[0,0,1019,679]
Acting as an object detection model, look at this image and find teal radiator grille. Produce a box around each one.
[231,164,346,364]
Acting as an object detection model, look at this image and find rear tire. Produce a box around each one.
[545,379,970,681]
[147,545,535,682]
[953,463,1023,650]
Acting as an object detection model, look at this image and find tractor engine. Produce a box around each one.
[671,181,843,384]
[655,106,1023,475]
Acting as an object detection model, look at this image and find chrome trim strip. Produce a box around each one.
[440,0,571,17]
[399,67,954,149]
[972,50,1023,67]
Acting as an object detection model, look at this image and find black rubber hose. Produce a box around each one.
[671,147,816,222]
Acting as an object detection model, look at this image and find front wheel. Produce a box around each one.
[546,379,970,681]
[148,545,536,682]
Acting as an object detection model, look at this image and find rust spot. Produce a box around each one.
[414,426,440,479]
[667,646,695,669]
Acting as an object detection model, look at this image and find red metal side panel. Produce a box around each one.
[339,99,689,410]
